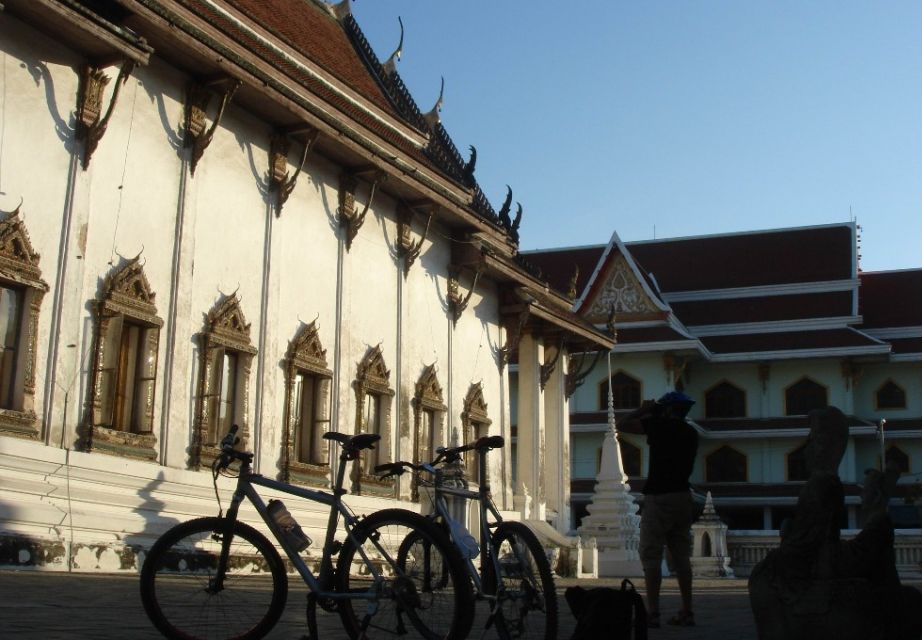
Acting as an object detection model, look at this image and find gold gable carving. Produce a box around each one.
[0,210,47,290]
[585,253,660,322]
[356,344,393,394]
[414,364,446,410]
[101,257,161,325]
[462,382,491,427]
[205,293,257,355]
[288,321,331,376]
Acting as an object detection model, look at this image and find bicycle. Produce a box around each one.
[139,425,474,640]
[375,435,558,640]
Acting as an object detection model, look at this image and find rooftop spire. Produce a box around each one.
[423,76,444,128]
[382,17,404,75]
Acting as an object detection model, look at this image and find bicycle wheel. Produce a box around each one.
[396,527,451,591]
[482,521,558,640]
[335,508,474,640]
[140,517,287,640]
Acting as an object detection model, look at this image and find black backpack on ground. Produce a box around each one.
[566,579,648,640]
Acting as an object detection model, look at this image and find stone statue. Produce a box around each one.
[748,407,922,640]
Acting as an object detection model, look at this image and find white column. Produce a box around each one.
[515,332,545,520]
[543,342,571,533]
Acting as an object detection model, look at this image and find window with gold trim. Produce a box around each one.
[461,382,492,482]
[352,345,395,497]
[84,257,161,460]
[412,365,446,499]
[282,321,332,487]
[0,210,48,440]
[192,294,256,470]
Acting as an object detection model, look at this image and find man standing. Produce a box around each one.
[626,391,698,628]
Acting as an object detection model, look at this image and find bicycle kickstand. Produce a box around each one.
[301,591,320,640]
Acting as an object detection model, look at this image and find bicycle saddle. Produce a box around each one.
[474,435,504,451]
[323,431,381,451]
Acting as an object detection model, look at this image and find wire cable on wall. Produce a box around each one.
[109,78,140,264]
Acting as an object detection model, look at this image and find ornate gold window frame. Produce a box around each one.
[411,364,447,500]
[352,345,395,497]
[461,382,492,481]
[281,321,333,487]
[83,257,161,460]
[0,210,48,440]
[191,294,257,470]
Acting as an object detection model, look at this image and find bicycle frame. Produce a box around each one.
[426,446,504,596]
[214,450,391,603]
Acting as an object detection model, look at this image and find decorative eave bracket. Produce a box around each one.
[184,78,241,176]
[396,203,433,276]
[447,261,483,325]
[338,169,386,251]
[565,349,606,398]
[76,59,135,170]
[539,338,566,391]
[269,127,319,216]
[499,307,530,368]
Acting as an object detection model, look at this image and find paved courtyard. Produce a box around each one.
[0,570,760,639]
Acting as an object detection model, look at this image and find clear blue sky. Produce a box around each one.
[352,1,922,272]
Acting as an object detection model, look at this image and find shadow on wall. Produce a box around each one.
[0,471,180,572]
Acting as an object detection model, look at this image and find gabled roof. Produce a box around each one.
[859,269,922,329]
[523,223,901,361]
[574,231,670,322]
[627,223,856,293]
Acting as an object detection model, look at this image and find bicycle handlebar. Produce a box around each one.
[374,435,505,480]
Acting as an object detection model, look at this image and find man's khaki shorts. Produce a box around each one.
[639,490,695,575]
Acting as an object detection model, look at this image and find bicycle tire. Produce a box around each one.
[396,527,451,591]
[335,508,475,640]
[481,521,558,640]
[140,517,288,640]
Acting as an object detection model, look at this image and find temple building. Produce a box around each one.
[0,0,611,570]
[521,223,922,551]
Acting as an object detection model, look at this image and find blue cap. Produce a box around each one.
[657,391,695,406]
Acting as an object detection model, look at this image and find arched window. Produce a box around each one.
[0,210,48,441]
[885,445,910,474]
[353,345,395,497]
[193,294,256,470]
[282,321,332,487]
[785,377,827,416]
[85,257,162,461]
[705,381,746,418]
[787,443,809,481]
[598,371,641,410]
[461,382,491,481]
[877,380,906,410]
[618,437,642,477]
[412,365,447,499]
[706,445,747,482]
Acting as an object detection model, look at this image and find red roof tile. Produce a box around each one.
[522,246,605,297]
[671,291,854,326]
[700,328,884,356]
[221,0,395,114]
[626,225,855,293]
[859,269,922,328]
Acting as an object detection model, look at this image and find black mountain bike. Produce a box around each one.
[139,426,474,640]
[376,435,557,640]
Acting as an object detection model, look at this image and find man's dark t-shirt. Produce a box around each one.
[642,415,698,495]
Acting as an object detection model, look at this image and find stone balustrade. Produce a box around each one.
[727,530,922,578]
